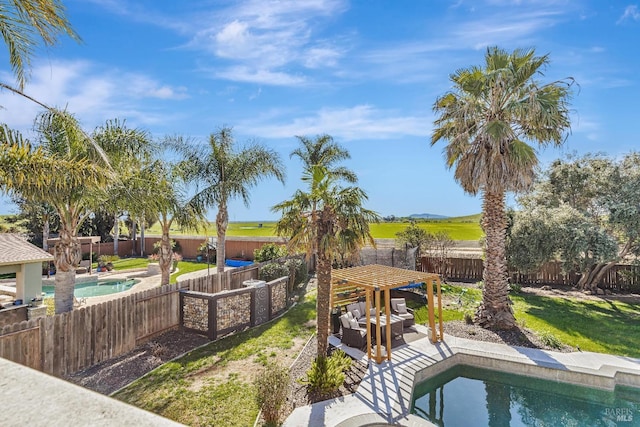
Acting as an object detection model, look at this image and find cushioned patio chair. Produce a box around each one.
[339,313,367,350]
[390,298,415,327]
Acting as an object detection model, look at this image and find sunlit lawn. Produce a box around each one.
[170,261,212,284]
[408,283,640,358]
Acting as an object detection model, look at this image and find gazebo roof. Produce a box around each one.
[0,234,53,266]
[332,264,440,290]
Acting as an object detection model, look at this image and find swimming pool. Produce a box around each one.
[412,364,640,426]
[42,278,139,298]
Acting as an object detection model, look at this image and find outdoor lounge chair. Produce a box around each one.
[390,298,415,327]
[339,313,367,349]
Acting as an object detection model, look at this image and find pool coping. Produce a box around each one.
[283,324,640,427]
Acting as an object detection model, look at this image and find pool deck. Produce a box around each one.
[283,323,640,427]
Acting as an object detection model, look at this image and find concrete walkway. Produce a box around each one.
[283,324,640,427]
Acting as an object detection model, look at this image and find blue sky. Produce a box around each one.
[1,0,639,221]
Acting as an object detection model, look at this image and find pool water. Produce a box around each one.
[411,365,640,426]
[42,279,139,298]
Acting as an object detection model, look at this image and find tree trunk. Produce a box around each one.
[53,226,81,314]
[578,261,618,292]
[131,219,137,256]
[216,205,228,274]
[140,218,145,257]
[42,217,50,251]
[475,191,516,329]
[315,215,332,357]
[159,224,172,286]
[113,212,119,256]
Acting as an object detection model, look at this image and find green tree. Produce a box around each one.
[144,159,206,285]
[432,46,573,329]
[507,153,640,291]
[289,134,357,264]
[174,127,285,273]
[1,0,80,90]
[395,220,431,252]
[0,112,111,313]
[274,163,378,357]
[92,119,154,255]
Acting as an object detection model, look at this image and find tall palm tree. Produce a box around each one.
[92,119,153,255]
[173,127,285,273]
[289,134,357,268]
[431,46,572,329]
[1,0,80,90]
[0,112,111,313]
[274,163,378,357]
[145,159,207,285]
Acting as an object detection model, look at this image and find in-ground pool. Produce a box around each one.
[412,364,640,426]
[42,278,140,298]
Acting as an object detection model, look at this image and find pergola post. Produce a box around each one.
[427,279,437,342]
[374,287,383,363]
[366,289,372,360]
[384,287,392,361]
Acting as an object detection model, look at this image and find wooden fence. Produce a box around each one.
[0,255,307,377]
[0,284,181,377]
[182,264,259,294]
[421,257,640,290]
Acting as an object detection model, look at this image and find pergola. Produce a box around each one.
[331,264,443,364]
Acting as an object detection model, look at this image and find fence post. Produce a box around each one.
[208,297,217,341]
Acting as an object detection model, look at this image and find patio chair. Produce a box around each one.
[339,313,367,350]
[390,298,415,327]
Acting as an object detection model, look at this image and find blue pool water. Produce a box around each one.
[411,364,640,426]
[42,278,139,298]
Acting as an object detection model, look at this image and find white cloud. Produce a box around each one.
[214,66,306,86]
[618,5,640,23]
[0,60,188,132]
[185,0,349,85]
[243,105,430,140]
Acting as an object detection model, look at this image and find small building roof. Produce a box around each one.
[0,234,53,266]
[47,236,101,245]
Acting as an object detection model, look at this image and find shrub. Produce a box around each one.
[254,362,290,426]
[509,283,522,293]
[259,257,308,285]
[464,312,474,325]
[259,262,288,282]
[254,243,287,263]
[300,351,352,396]
[539,330,562,349]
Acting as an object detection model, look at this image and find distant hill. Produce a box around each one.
[409,213,449,219]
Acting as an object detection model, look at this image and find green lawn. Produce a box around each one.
[113,292,317,427]
[170,261,212,284]
[146,214,483,241]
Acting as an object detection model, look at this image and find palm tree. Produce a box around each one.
[1,0,80,90]
[0,112,111,313]
[92,119,153,255]
[173,127,285,273]
[145,159,207,285]
[289,134,357,268]
[431,46,572,329]
[274,156,378,357]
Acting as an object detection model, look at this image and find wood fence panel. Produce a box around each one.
[42,316,54,374]
[0,320,40,370]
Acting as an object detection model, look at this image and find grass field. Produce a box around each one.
[146,214,483,241]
